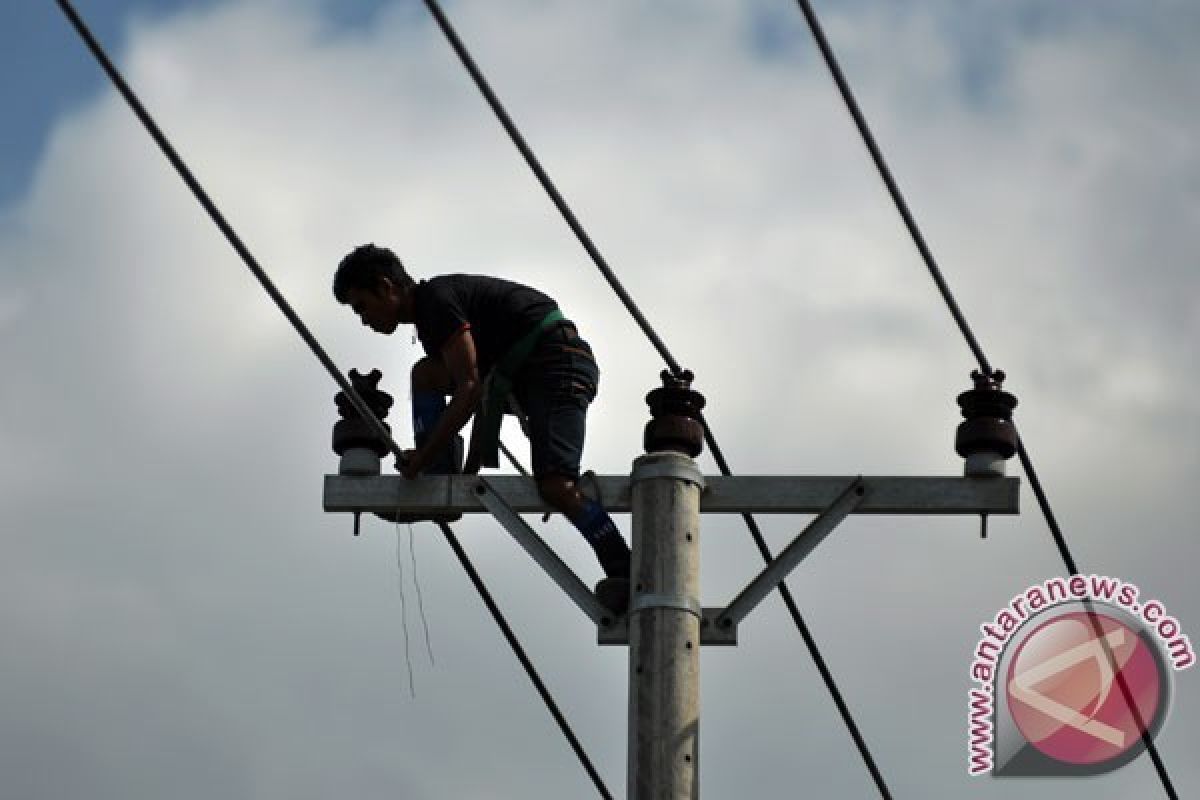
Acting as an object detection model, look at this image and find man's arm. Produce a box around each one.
[402,328,484,479]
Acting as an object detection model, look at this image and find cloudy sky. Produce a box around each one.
[3,1,1197,797]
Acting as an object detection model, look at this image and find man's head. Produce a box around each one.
[333,243,415,334]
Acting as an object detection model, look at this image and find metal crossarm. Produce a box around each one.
[327,473,1019,648]
[324,474,1019,516]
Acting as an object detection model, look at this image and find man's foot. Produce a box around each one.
[593,532,631,584]
[594,576,631,618]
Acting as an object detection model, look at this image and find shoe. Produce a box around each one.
[594,577,631,618]
[594,534,631,582]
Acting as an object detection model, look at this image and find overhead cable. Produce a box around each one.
[420,2,893,797]
[420,0,681,377]
[53,3,612,798]
[436,521,613,799]
[788,1,1176,796]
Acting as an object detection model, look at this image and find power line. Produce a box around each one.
[788,0,1177,796]
[420,2,893,797]
[419,0,681,378]
[52,3,613,798]
[436,521,613,799]
[702,420,893,797]
[789,1,991,375]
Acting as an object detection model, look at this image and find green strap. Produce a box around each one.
[474,308,565,468]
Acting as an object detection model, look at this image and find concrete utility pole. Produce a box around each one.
[322,368,1021,799]
[629,450,703,797]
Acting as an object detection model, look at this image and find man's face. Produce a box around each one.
[345,283,401,334]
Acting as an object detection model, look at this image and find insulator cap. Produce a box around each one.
[332,368,393,456]
[644,369,706,457]
[955,370,1018,460]
[334,368,393,419]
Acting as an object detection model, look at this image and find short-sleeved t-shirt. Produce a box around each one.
[413,274,561,374]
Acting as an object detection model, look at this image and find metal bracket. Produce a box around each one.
[631,593,703,619]
[717,476,868,630]
[473,477,617,628]
[599,607,738,647]
[630,458,707,488]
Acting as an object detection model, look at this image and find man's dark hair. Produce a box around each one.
[333,243,415,303]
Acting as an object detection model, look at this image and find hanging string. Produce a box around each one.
[395,519,417,699]
[409,523,436,666]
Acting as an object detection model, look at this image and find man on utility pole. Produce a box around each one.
[333,243,631,612]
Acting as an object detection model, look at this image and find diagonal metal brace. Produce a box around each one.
[473,476,616,627]
[717,476,868,631]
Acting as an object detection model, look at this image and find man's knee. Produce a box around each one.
[537,475,581,515]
